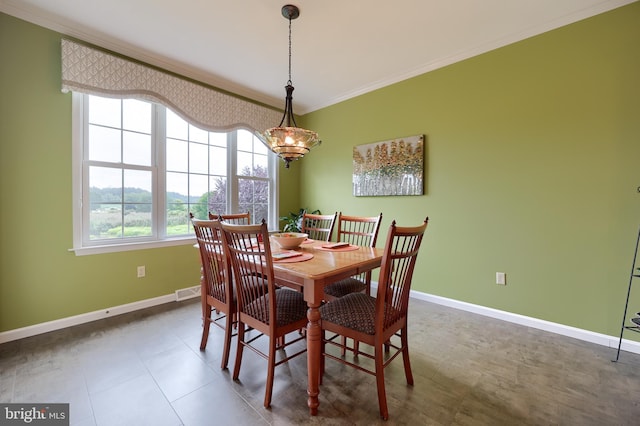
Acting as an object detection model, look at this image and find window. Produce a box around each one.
[72,93,278,255]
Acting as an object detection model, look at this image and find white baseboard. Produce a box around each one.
[0,294,175,344]
[409,289,640,357]
[365,282,640,357]
[3,284,639,359]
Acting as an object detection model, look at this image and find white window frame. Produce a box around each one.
[71,93,279,256]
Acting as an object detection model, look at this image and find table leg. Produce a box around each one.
[306,302,321,415]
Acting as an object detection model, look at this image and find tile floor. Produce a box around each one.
[2,297,640,425]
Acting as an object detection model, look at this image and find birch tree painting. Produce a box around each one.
[353,135,424,196]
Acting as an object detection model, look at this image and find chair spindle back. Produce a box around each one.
[211,211,251,225]
[218,221,276,329]
[376,218,428,329]
[192,219,230,305]
[301,212,337,242]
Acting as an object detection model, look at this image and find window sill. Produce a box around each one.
[70,237,196,256]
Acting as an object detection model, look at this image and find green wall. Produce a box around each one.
[0,13,299,332]
[1,3,639,339]
[299,3,640,336]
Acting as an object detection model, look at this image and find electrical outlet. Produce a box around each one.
[137,266,146,278]
[496,272,506,285]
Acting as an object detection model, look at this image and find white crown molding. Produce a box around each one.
[303,0,638,114]
[0,1,283,110]
[1,0,636,115]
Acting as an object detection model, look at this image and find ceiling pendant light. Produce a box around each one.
[263,4,321,169]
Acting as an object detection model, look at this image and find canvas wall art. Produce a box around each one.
[353,134,424,196]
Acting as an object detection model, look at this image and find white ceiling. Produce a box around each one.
[1,0,635,114]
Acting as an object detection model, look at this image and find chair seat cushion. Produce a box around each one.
[320,293,377,335]
[245,288,307,327]
[323,278,367,298]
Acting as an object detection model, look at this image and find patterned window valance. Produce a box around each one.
[61,39,281,135]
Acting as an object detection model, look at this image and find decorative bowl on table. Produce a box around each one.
[270,232,308,249]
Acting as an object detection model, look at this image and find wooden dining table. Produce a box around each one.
[271,239,384,416]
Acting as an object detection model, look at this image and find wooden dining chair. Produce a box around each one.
[191,218,235,369]
[218,220,308,408]
[323,212,383,300]
[210,211,251,225]
[301,212,337,242]
[322,212,383,356]
[319,218,429,421]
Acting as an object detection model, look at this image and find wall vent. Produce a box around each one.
[175,285,201,301]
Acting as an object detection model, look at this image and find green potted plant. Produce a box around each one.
[279,208,321,232]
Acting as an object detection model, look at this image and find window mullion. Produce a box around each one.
[78,93,90,246]
[155,105,165,238]
[228,131,238,214]
[120,99,126,238]
[269,150,279,231]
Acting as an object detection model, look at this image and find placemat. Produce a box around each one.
[273,252,314,263]
[316,244,360,252]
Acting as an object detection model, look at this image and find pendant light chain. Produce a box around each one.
[287,16,293,86]
[262,4,321,169]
